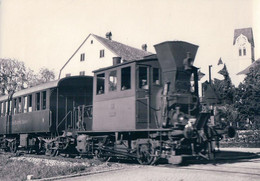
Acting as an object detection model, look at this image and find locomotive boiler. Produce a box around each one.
[0,41,235,165]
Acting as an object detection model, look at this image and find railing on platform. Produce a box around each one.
[57,105,92,133]
[73,105,93,131]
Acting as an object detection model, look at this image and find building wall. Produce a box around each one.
[60,35,117,78]
[230,34,254,86]
[233,34,253,71]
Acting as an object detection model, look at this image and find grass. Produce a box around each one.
[0,154,101,181]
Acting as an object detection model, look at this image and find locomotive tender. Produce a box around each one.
[0,41,235,164]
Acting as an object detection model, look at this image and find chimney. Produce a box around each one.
[142,44,147,51]
[113,57,121,65]
[106,32,112,40]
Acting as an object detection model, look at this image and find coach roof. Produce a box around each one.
[0,76,93,101]
[0,80,59,101]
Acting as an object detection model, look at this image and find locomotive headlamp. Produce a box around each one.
[184,122,194,139]
[178,116,184,121]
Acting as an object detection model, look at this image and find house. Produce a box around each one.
[59,32,152,78]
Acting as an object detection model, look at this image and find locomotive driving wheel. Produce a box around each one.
[94,137,111,162]
[45,142,58,157]
[94,149,110,162]
[136,141,157,165]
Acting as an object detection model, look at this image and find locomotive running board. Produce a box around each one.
[76,128,173,134]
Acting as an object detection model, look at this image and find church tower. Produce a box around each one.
[232,27,255,85]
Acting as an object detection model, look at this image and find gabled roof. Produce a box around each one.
[233,28,254,46]
[59,33,153,78]
[92,34,153,61]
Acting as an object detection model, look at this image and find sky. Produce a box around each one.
[0,0,259,84]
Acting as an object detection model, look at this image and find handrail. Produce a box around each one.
[49,111,52,128]
[57,111,72,129]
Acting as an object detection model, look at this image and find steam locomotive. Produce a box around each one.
[0,41,235,164]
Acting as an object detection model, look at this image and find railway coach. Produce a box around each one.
[0,76,93,152]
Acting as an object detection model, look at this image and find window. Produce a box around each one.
[13,99,17,114]
[91,40,93,44]
[28,95,32,112]
[121,67,131,90]
[80,71,85,76]
[96,73,105,94]
[109,70,117,91]
[18,98,22,113]
[42,91,46,110]
[100,49,105,58]
[139,67,148,89]
[152,68,160,85]
[243,48,246,56]
[36,93,40,110]
[66,73,71,77]
[1,102,4,116]
[239,48,242,56]
[9,100,12,114]
[24,96,28,113]
[5,101,8,115]
[0,102,2,116]
[80,53,85,61]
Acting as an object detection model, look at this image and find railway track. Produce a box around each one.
[1,149,259,180]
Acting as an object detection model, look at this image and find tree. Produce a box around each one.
[0,58,29,133]
[0,58,28,95]
[213,64,235,104]
[234,64,260,129]
[37,67,55,84]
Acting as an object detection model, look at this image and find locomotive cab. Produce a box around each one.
[92,58,162,131]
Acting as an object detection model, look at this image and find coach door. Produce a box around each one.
[136,65,151,129]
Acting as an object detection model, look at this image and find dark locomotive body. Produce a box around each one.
[0,41,235,164]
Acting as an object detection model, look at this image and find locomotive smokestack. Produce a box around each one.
[154,41,198,95]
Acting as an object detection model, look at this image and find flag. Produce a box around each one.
[218,64,228,76]
[218,58,223,65]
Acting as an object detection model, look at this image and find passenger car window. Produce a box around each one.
[109,70,117,91]
[121,67,131,90]
[0,102,2,116]
[4,101,7,116]
[24,96,28,113]
[42,91,46,110]
[36,93,40,110]
[28,95,32,112]
[18,98,22,113]
[13,99,17,114]
[97,73,105,95]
